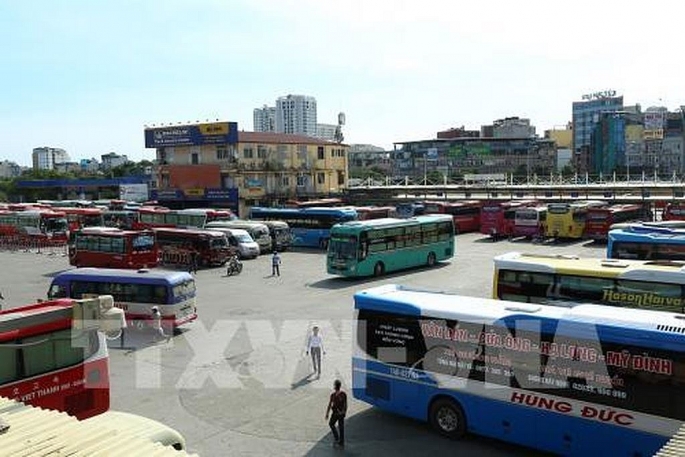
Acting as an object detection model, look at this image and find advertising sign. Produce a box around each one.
[119,184,149,202]
[643,129,664,140]
[426,148,439,160]
[206,188,239,201]
[644,112,665,131]
[144,122,238,148]
[150,189,184,200]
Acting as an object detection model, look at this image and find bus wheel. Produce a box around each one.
[430,398,466,439]
[427,252,436,267]
[373,262,385,277]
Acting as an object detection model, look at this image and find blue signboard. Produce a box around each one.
[150,189,184,200]
[206,188,239,201]
[144,122,238,148]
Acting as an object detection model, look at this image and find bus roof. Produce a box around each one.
[494,251,685,284]
[334,214,453,231]
[153,227,227,237]
[52,268,193,284]
[77,227,151,236]
[206,220,267,228]
[354,284,685,344]
[251,206,357,217]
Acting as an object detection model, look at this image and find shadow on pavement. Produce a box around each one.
[306,263,450,290]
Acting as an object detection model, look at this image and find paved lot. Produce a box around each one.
[1,234,607,456]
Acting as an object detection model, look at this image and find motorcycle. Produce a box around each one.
[225,255,243,276]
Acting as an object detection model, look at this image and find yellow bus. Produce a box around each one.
[544,200,606,239]
[493,251,685,313]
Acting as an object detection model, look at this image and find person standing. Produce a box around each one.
[151,306,170,343]
[188,249,199,274]
[306,325,325,378]
[325,379,347,448]
[271,251,281,276]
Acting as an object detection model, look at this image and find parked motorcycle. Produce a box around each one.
[225,255,243,276]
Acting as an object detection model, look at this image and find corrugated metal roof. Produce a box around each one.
[0,397,198,456]
[655,424,685,456]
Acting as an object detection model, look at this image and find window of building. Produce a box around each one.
[191,153,200,165]
[337,171,345,186]
[243,148,254,159]
[317,146,325,160]
[281,176,290,186]
[297,174,307,187]
[316,172,325,185]
[257,145,268,159]
[217,145,229,160]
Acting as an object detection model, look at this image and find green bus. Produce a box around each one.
[326,215,455,277]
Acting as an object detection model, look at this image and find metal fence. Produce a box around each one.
[0,236,68,256]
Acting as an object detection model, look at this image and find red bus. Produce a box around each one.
[423,200,482,233]
[355,206,396,220]
[136,207,235,230]
[663,202,685,221]
[0,297,112,419]
[480,200,537,239]
[54,207,105,231]
[585,204,650,241]
[0,209,69,242]
[154,227,232,267]
[69,227,158,269]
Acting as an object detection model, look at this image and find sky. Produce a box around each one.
[1,0,684,166]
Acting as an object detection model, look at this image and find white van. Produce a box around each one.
[206,221,272,253]
[210,227,260,259]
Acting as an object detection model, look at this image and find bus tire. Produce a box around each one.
[427,252,436,267]
[429,397,467,439]
[373,262,384,277]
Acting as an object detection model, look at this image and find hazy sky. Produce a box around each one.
[2,0,683,166]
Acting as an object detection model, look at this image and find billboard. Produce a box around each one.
[643,129,664,140]
[144,122,238,148]
[644,112,665,131]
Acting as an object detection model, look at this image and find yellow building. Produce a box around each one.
[544,125,573,149]
[145,122,348,216]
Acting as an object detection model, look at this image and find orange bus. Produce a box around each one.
[585,204,649,241]
[154,227,232,267]
[424,200,482,233]
[69,227,158,269]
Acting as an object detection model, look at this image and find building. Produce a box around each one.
[275,94,317,136]
[0,160,22,178]
[571,91,623,173]
[80,158,100,173]
[100,152,129,169]
[348,144,391,177]
[491,117,536,138]
[315,123,337,141]
[437,127,480,139]
[544,123,573,150]
[32,147,70,170]
[253,105,276,132]
[144,121,348,215]
[54,162,82,174]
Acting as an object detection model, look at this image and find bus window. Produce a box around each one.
[497,270,554,303]
[616,279,684,312]
[0,346,17,383]
[557,275,613,301]
[48,283,68,299]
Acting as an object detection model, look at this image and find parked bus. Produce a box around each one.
[0,296,114,419]
[250,206,358,249]
[584,204,649,241]
[154,227,232,266]
[205,220,272,253]
[662,202,685,221]
[48,268,197,332]
[493,251,685,313]
[395,202,425,219]
[327,215,455,277]
[512,206,547,239]
[355,206,397,220]
[136,207,234,230]
[544,200,606,239]
[480,200,536,239]
[353,283,685,456]
[607,226,685,261]
[103,210,138,230]
[0,209,69,242]
[69,227,158,269]
[53,207,105,231]
[258,220,292,252]
[424,200,481,233]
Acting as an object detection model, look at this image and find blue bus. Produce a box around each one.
[353,284,684,456]
[48,268,197,332]
[608,226,685,261]
[249,207,357,248]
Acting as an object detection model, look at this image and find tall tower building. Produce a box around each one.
[253,105,276,132]
[32,146,70,170]
[275,94,317,136]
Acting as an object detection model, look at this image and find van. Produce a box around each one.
[206,221,272,253]
[213,228,260,259]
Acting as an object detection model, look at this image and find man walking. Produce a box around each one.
[151,306,171,343]
[271,251,281,276]
[306,325,325,378]
[325,379,347,448]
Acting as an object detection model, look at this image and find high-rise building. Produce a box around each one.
[32,147,70,170]
[572,92,623,171]
[315,123,337,142]
[253,105,276,132]
[275,95,317,136]
[100,152,129,169]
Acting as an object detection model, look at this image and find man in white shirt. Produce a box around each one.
[306,325,325,378]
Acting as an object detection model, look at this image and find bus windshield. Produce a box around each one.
[328,235,357,260]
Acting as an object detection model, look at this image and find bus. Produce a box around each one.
[607,226,685,261]
[512,206,547,239]
[423,200,481,233]
[584,204,649,241]
[480,200,536,239]
[103,209,138,230]
[493,251,685,313]
[544,201,607,239]
[258,220,292,252]
[48,268,197,332]
[52,207,105,232]
[395,202,425,219]
[327,215,455,277]
[205,220,272,253]
[0,209,69,242]
[353,283,685,456]
[69,227,158,269]
[250,206,358,249]
[136,207,234,230]
[0,296,114,419]
[355,206,397,220]
[662,202,685,221]
[154,227,232,266]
